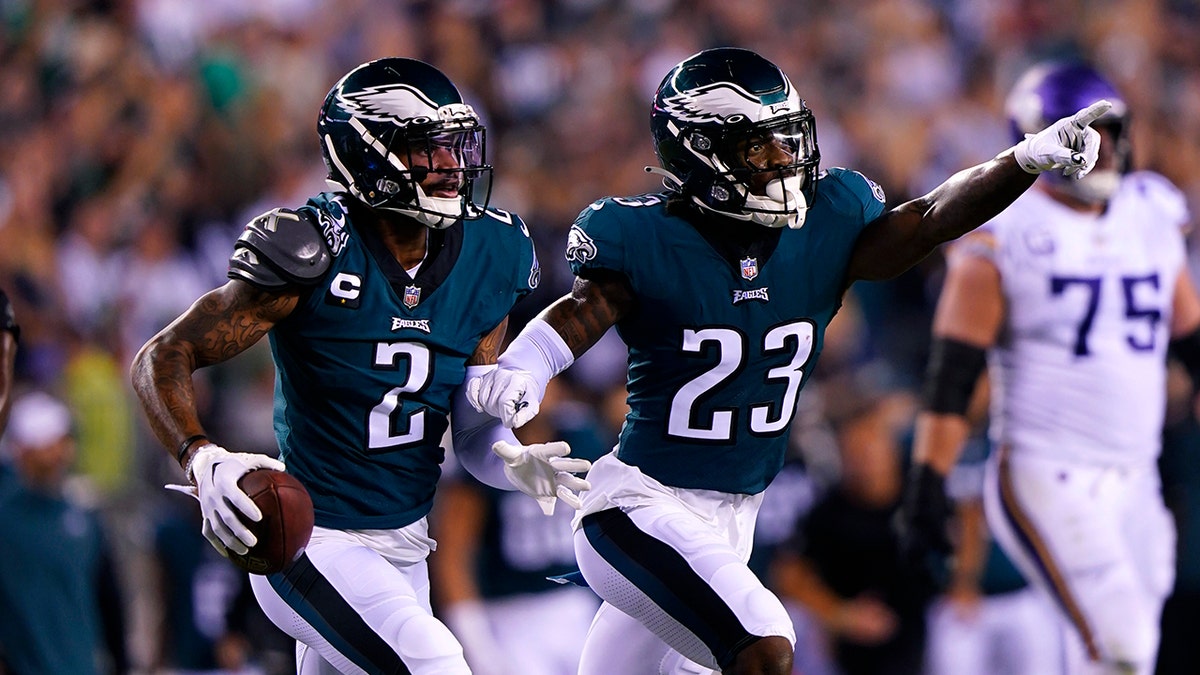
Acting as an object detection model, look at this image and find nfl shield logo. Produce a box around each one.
[403,284,421,309]
[740,257,759,281]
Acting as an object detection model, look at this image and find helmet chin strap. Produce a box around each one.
[645,165,684,192]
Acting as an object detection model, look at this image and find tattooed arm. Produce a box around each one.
[539,269,636,356]
[466,318,509,366]
[129,280,300,470]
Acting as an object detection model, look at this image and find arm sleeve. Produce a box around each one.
[451,365,520,490]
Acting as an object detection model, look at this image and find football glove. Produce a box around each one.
[466,367,543,429]
[492,440,592,516]
[1012,100,1112,178]
[895,462,953,562]
[166,444,286,556]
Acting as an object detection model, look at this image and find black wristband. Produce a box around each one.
[176,434,209,465]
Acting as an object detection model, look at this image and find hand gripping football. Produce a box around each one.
[228,469,314,575]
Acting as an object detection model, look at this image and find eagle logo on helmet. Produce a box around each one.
[337,84,441,125]
[660,81,798,125]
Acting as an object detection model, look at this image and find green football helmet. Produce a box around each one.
[650,48,820,229]
[318,57,491,228]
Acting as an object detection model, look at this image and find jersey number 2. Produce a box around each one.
[368,342,432,450]
[668,321,815,442]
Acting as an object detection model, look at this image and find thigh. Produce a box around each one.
[991,588,1063,675]
[251,528,468,675]
[983,450,1161,671]
[1124,468,1175,602]
[573,506,793,671]
[577,601,715,675]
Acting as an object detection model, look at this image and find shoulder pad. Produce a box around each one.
[818,167,887,223]
[229,208,331,289]
[1127,171,1189,228]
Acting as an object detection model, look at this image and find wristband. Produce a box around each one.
[176,434,209,465]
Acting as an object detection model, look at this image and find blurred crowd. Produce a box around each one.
[3,0,1200,672]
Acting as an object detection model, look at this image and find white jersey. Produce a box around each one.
[982,171,1190,466]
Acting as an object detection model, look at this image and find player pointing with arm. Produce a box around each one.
[904,61,1200,675]
[130,57,589,675]
[466,47,1110,675]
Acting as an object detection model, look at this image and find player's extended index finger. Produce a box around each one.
[1071,100,1112,128]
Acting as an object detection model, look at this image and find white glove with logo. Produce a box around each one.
[466,368,543,429]
[492,440,592,516]
[166,444,286,555]
[1012,100,1112,178]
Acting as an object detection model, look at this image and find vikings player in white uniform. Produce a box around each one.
[904,61,1200,674]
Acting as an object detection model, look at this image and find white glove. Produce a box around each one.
[492,440,592,516]
[466,367,543,429]
[1012,100,1112,178]
[166,444,286,556]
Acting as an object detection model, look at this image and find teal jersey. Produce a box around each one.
[0,480,108,675]
[567,168,885,494]
[266,193,538,529]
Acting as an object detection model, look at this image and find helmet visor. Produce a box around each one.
[715,112,820,186]
[727,117,817,172]
[718,112,819,200]
[350,121,493,220]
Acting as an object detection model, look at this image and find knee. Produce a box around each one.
[381,606,469,672]
[727,635,793,675]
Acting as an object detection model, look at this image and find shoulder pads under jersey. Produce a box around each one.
[228,208,331,289]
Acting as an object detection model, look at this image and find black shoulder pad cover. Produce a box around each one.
[229,208,331,289]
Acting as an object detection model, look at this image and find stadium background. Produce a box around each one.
[2,0,1200,672]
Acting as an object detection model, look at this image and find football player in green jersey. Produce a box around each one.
[466,47,1112,675]
[131,58,591,675]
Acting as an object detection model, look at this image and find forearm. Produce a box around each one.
[132,282,292,468]
[914,150,1037,247]
[912,412,973,476]
[130,334,209,468]
[853,152,1035,281]
[913,336,987,474]
[950,499,987,590]
[453,367,520,490]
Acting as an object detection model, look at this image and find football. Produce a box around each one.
[227,468,315,575]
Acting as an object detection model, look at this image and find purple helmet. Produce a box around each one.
[1006,60,1130,164]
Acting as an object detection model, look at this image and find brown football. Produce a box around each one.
[227,469,314,575]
